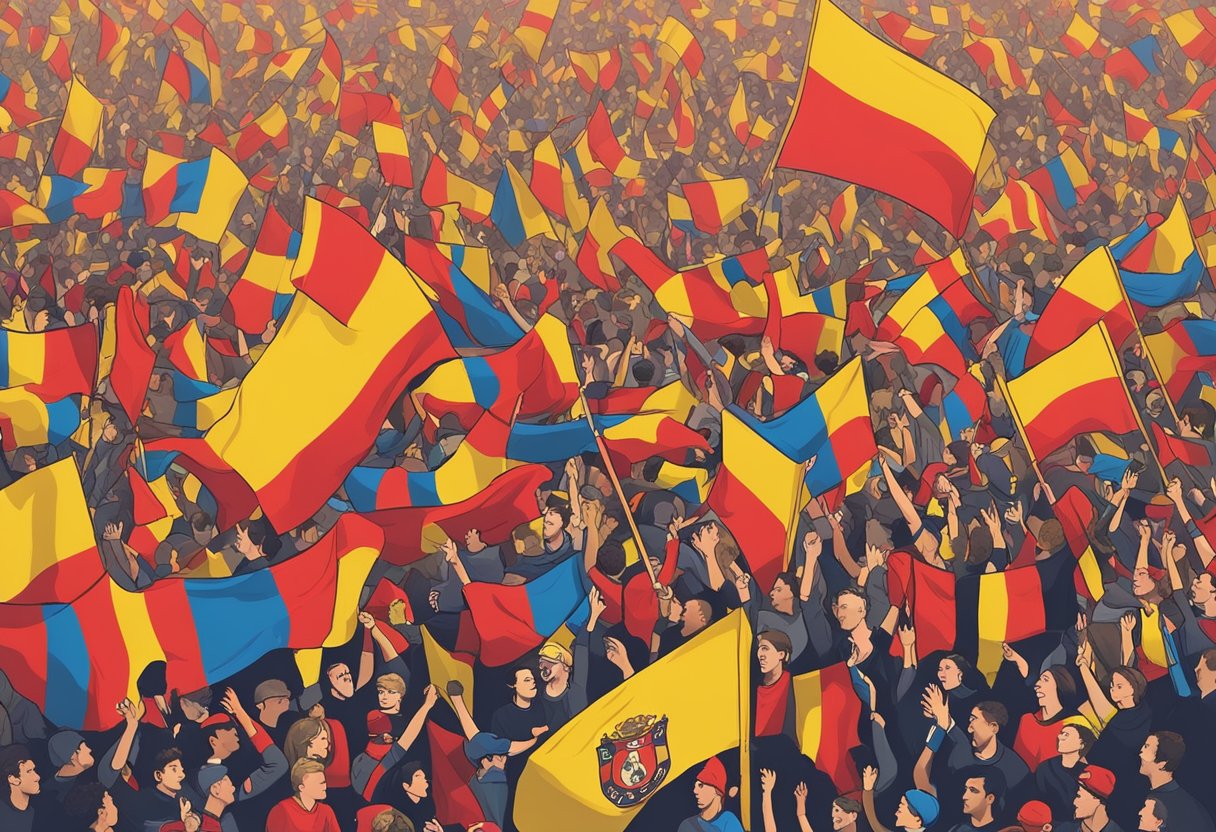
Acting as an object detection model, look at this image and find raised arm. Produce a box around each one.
[1169,477,1215,567]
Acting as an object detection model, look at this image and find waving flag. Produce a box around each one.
[586,101,641,179]
[223,203,300,336]
[474,78,515,139]
[142,148,247,243]
[371,116,413,188]
[1001,324,1140,462]
[146,199,455,532]
[0,514,381,730]
[1104,36,1162,90]
[568,47,620,92]
[656,15,704,76]
[794,663,863,793]
[402,237,523,349]
[964,34,1027,89]
[0,325,97,401]
[230,101,289,161]
[775,0,994,236]
[50,78,102,178]
[1143,319,1216,403]
[422,155,493,222]
[263,47,311,82]
[96,10,130,77]
[876,12,935,57]
[491,160,558,248]
[1060,12,1107,57]
[682,177,749,235]
[531,134,588,230]
[171,9,222,104]
[307,32,343,118]
[1111,199,1204,307]
[0,191,48,229]
[1022,146,1096,218]
[576,198,626,291]
[36,168,124,223]
[516,0,558,62]
[1024,247,1135,370]
[1165,9,1216,65]
[0,71,38,128]
[978,179,1058,244]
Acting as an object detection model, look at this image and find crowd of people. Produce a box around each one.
[0,0,1215,831]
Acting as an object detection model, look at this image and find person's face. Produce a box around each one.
[1110,672,1135,708]
[512,669,537,700]
[193,523,215,545]
[8,760,39,795]
[1057,726,1082,755]
[306,724,331,760]
[464,528,482,548]
[1138,798,1164,831]
[756,638,784,675]
[98,791,118,826]
[73,742,95,770]
[942,446,957,466]
[377,685,404,712]
[181,698,207,722]
[538,658,566,683]
[1034,671,1057,705]
[1132,567,1155,597]
[542,508,563,538]
[156,760,185,792]
[894,795,918,828]
[768,577,794,612]
[1191,574,1216,606]
[961,777,991,817]
[327,664,355,698]
[831,802,856,830]
[1138,736,1160,777]
[833,594,866,632]
[405,769,429,797]
[967,708,997,747]
[1074,786,1100,820]
[938,659,963,690]
[212,775,237,805]
[299,771,327,802]
[212,727,240,758]
[693,780,719,810]
[1196,656,1216,691]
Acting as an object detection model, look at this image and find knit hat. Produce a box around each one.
[463,732,511,766]
[366,710,392,738]
[47,731,85,768]
[1016,800,1052,831]
[253,679,290,704]
[695,756,728,796]
[904,789,940,827]
[197,764,229,795]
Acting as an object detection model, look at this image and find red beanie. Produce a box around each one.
[696,756,728,796]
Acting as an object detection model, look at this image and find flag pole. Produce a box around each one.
[575,387,661,590]
[738,608,753,831]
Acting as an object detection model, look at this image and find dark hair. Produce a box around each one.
[962,765,1007,810]
[1110,665,1148,706]
[833,796,863,816]
[1042,666,1077,701]
[243,517,282,557]
[771,570,798,594]
[1201,647,1216,673]
[966,525,994,565]
[596,540,627,577]
[757,629,793,664]
[1064,723,1097,755]
[834,585,869,610]
[974,700,1008,729]
[152,747,183,777]
[1146,797,1168,825]
[63,781,107,821]
[0,745,31,782]
[1181,402,1216,438]
[544,502,573,529]
[398,760,425,790]
[510,666,535,687]
[814,351,839,375]
[1149,731,1185,773]
[940,653,972,676]
[632,359,655,385]
[191,512,213,533]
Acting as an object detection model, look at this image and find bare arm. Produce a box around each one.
[396,687,439,752]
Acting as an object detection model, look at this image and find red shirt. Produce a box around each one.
[1013,711,1064,771]
[325,718,351,789]
[755,671,792,737]
[266,798,341,832]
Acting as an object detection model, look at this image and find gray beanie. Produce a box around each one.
[48,730,85,767]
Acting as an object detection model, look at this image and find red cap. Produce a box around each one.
[1077,765,1116,800]
[914,462,948,507]
[200,713,234,730]
[1016,800,1052,831]
[695,756,728,796]
[366,710,392,738]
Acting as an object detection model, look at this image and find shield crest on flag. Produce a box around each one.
[597,714,670,807]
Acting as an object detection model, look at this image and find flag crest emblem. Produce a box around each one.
[597,714,670,807]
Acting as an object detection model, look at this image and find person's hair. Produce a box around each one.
[152,747,183,778]
[632,358,655,385]
[962,765,1007,810]
[945,440,971,466]
[1042,666,1077,701]
[1145,797,1168,825]
[0,745,31,782]
[510,666,535,686]
[941,653,971,675]
[63,781,107,821]
[1149,731,1185,773]
[1065,723,1097,755]
[596,540,627,576]
[974,700,1008,729]
[242,517,282,557]
[757,630,793,665]
[376,673,406,696]
[371,808,415,832]
[1181,402,1216,438]
[1110,665,1148,705]
[290,758,325,793]
[191,512,213,533]
[1036,519,1065,554]
[284,718,333,767]
[1201,647,1216,673]
[398,760,425,790]
[771,570,798,595]
[814,351,839,375]
[684,597,713,622]
[833,796,863,817]
[544,502,573,529]
[834,585,869,610]
[966,525,994,565]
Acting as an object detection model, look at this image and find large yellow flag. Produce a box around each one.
[514,610,752,832]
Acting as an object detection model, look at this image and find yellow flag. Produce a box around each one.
[514,610,752,832]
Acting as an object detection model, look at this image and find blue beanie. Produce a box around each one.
[904,789,940,827]
[48,731,85,768]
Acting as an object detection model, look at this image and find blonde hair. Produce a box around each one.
[376,673,406,695]
[290,757,325,793]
